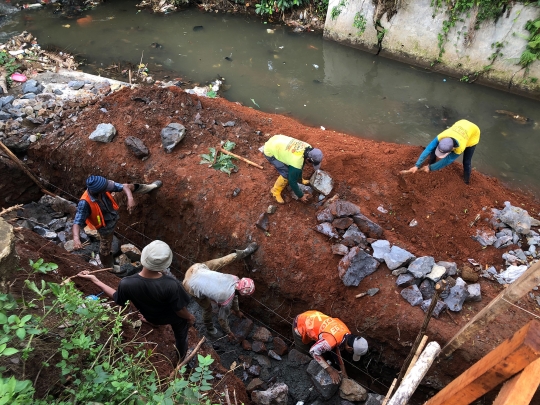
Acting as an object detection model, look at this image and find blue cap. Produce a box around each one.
[86,175,107,194]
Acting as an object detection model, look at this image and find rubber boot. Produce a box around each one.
[134,180,163,194]
[301,178,310,185]
[236,242,259,259]
[270,176,288,204]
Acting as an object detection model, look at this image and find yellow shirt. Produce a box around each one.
[437,120,480,155]
[263,134,311,170]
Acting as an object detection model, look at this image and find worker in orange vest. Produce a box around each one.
[72,175,162,268]
[293,310,368,384]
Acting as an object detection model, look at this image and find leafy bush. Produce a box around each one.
[520,18,540,68]
[353,12,367,35]
[0,259,221,405]
[200,140,238,175]
[255,0,310,16]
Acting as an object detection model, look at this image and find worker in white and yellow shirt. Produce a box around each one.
[293,310,368,384]
[403,119,480,184]
[262,134,323,204]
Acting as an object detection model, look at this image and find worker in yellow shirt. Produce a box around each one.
[262,134,323,204]
[402,120,480,184]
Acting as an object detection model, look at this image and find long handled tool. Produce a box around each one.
[60,268,112,285]
[219,147,264,169]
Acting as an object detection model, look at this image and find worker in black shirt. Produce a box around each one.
[77,240,195,360]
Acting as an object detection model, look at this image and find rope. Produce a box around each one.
[38,177,388,392]
[502,298,540,321]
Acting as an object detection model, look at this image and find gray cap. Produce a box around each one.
[307,148,323,171]
[352,337,368,361]
[141,240,173,271]
[435,138,454,158]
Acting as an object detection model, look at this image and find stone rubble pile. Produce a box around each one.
[222,321,383,405]
[471,202,540,285]
[313,198,385,287]
[13,195,142,277]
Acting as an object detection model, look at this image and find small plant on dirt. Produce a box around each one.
[29,258,59,274]
[199,140,238,175]
[0,376,35,404]
[353,13,367,35]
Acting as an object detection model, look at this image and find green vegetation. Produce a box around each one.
[331,0,346,20]
[0,50,21,87]
[255,0,310,16]
[200,140,238,175]
[353,13,367,35]
[519,17,540,67]
[0,259,221,404]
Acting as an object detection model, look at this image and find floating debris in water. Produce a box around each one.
[193,26,204,31]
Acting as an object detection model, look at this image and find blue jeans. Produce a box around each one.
[430,145,476,184]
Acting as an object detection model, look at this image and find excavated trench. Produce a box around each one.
[3,85,540,403]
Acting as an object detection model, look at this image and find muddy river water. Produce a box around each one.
[2,1,540,195]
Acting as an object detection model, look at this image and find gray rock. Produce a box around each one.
[420,299,448,318]
[419,279,435,300]
[494,235,513,248]
[396,273,418,287]
[161,123,186,153]
[499,202,534,235]
[33,225,57,240]
[408,256,435,278]
[342,224,366,246]
[496,229,513,238]
[392,267,409,276]
[426,265,447,282]
[444,277,469,312]
[316,207,334,223]
[401,285,423,306]
[352,214,383,239]
[267,350,282,361]
[365,393,385,405]
[338,247,380,287]
[309,170,334,196]
[253,354,272,368]
[253,326,273,343]
[306,361,339,400]
[339,377,367,402]
[53,89,63,95]
[440,276,456,299]
[290,184,313,200]
[472,229,497,246]
[333,217,354,230]
[68,80,86,90]
[89,123,117,142]
[515,249,528,262]
[22,80,43,94]
[21,93,36,100]
[125,136,149,159]
[315,222,339,239]
[0,111,11,121]
[0,95,15,107]
[57,231,67,243]
[331,244,349,256]
[222,120,235,127]
[248,365,261,376]
[48,217,67,232]
[465,283,482,302]
[287,349,311,365]
[251,382,288,405]
[371,240,391,261]
[231,317,253,341]
[437,261,457,276]
[384,246,415,270]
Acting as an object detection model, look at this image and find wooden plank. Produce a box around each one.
[492,357,540,405]
[442,261,540,357]
[424,320,540,405]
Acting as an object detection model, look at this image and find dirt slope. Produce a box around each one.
[26,85,540,390]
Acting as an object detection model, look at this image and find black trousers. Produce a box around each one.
[169,319,189,360]
[429,145,476,184]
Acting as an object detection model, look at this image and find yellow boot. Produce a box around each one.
[270,175,288,204]
[301,178,310,185]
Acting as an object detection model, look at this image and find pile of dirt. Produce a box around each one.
[5,84,539,398]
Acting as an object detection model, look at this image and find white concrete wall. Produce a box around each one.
[324,0,540,96]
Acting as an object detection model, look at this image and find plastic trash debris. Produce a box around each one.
[494,265,528,284]
[62,24,71,28]
[320,126,325,130]
[377,206,388,214]
[409,219,418,227]
[22,3,43,9]
[251,99,260,108]
[279,46,284,49]
[11,73,27,82]
[313,64,319,69]
[8,50,25,56]
[267,61,273,71]
[267,29,275,34]
[467,258,481,267]
[86,292,103,301]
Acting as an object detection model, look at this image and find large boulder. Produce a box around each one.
[338,247,380,287]
[161,123,186,153]
[251,383,288,405]
[352,214,383,239]
[310,170,334,196]
[125,136,149,159]
[444,277,470,312]
[339,378,368,402]
[383,246,415,270]
[89,123,117,142]
[371,240,390,261]
[407,256,435,279]
[307,361,339,400]
[498,202,538,235]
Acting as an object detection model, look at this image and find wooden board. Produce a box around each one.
[424,320,540,405]
[492,357,540,405]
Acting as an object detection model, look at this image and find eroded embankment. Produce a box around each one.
[24,85,540,389]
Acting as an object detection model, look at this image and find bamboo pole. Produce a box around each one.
[169,336,206,379]
[442,260,540,357]
[381,378,397,405]
[404,335,428,378]
[388,282,444,398]
[60,268,113,285]
[219,147,264,169]
[387,342,441,405]
[0,141,56,197]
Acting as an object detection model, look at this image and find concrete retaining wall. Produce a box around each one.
[323,0,540,98]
